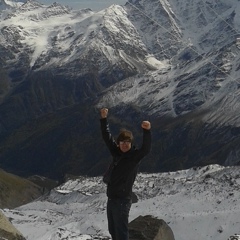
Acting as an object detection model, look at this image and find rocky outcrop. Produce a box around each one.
[0,169,43,209]
[129,215,175,240]
[228,234,240,240]
[0,211,26,240]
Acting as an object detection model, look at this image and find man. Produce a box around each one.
[100,108,151,240]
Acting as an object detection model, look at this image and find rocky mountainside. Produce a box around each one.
[0,0,240,179]
[0,168,43,209]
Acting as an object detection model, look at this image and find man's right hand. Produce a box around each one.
[100,108,108,118]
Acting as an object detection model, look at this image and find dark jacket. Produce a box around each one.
[100,118,151,199]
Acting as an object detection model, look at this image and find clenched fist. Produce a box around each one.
[141,121,151,130]
[100,108,108,118]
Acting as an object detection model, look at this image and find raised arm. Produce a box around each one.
[138,120,151,158]
[100,108,117,154]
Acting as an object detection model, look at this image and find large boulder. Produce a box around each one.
[228,235,240,240]
[129,215,175,240]
[0,211,26,240]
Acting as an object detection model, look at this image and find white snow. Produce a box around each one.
[146,56,171,70]
[4,0,24,8]
[0,3,96,67]
[2,164,240,240]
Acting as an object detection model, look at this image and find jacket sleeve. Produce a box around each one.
[100,118,118,155]
[137,129,151,160]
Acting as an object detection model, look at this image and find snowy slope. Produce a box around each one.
[2,164,240,240]
[0,0,25,9]
[0,1,154,72]
[97,0,240,126]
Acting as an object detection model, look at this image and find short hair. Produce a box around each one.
[117,129,134,144]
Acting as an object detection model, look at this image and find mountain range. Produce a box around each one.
[0,0,240,180]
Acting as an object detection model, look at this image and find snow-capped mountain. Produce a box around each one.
[0,0,240,179]
[2,164,240,240]
[0,0,26,10]
[98,0,240,123]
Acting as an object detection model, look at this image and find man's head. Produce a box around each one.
[117,129,133,153]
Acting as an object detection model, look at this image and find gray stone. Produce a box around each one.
[228,234,240,240]
[129,215,175,240]
[0,211,26,240]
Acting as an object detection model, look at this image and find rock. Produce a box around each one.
[129,215,175,240]
[228,234,240,240]
[131,192,138,204]
[0,211,26,240]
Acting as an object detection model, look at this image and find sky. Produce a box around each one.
[3,164,240,240]
[39,0,128,11]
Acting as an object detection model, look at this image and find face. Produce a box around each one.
[119,140,132,153]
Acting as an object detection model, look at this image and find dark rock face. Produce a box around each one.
[129,215,175,240]
[151,120,240,173]
[0,99,240,180]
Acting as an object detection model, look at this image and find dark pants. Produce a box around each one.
[107,198,132,240]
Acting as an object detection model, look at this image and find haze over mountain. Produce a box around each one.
[0,0,240,179]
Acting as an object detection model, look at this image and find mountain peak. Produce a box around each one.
[17,0,43,12]
[0,0,26,10]
[46,1,71,15]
